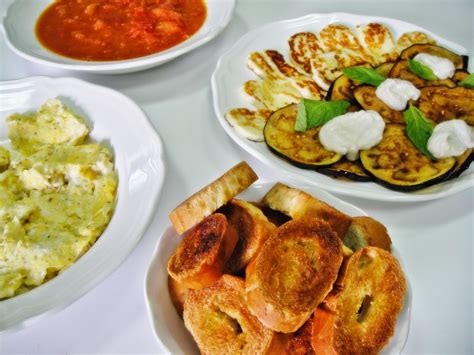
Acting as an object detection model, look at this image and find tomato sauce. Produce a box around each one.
[35,0,207,61]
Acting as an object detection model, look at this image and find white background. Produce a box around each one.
[0,0,472,353]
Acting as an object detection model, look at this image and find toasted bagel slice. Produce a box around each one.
[246,218,343,333]
[169,161,258,234]
[184,275,288,355]
[285,317,315,355]
[343,216,392,252]
[262,183,352,239]
[168,276,189,318]
[220,199,276,274]
[167,213,238,289]
[312,247,406,355]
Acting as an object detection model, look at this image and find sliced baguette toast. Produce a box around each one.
[183,275,288,355]
[169,161,258,234]
[246,218,343,333]
[168,276,189,318]
[220,199,276,274]
[167,213,238,289]
[262,183,352,239]
[343,216,392,252]
[312,247,406,355]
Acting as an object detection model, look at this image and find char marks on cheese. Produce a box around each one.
[355,23,397,64]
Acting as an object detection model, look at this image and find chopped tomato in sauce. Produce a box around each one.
[35,0,207,61]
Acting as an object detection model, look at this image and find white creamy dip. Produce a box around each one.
[375,78,420,111]
[413,53,456,80]
[427,120,474,159]
[319,110,385,161]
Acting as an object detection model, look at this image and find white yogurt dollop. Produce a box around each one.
[375,78,420,111]
[413,53,456,80]
[427,120,474,159]
[319,110,385,161]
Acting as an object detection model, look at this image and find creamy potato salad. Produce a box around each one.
[0,99,117,299]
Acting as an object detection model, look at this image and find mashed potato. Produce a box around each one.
[0,99,117,299]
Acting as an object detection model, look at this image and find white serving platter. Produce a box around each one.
[211,13,473,202]
[2,0,235,74]
[0,76,165,332]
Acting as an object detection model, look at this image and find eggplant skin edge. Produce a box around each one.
[265,143,338,170]
[446,150,474,180]
[360,164,456,192]
[317,166,374,182]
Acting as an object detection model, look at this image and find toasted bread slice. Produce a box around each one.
[262,183,352,239]
[167,213,238,289]
[220,199,276,274]
[312,247,406,355]
[250,202,292,227]
[285,317,315,355]
[246,218,343,333]
[183,275,288,355]
[169,162,258,234]
[343,216,392,252]
[168,276,189,318]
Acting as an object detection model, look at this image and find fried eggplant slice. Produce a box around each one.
[318,159,373,182]
[263,104,342,168]
[353,85,404,124]
[399,43,468,70]
[375,62,395,76]
[415,86,474,126]
[389,60,456,88]
[446,148,473,179]
[453,69,470,84]
[326,74,359,103]
[360,124,456,191]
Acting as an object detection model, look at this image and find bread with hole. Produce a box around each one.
[167,213,238,289]
[312,247,406,355]
[262,183,352,239]
[183,275,288,355]
[169,161,258,234]
[246,217,343,333]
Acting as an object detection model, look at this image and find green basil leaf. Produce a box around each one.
[403,106,436,160]
[343,67,386,86]
[459,73,474,88]
[295,99,350,132]
[408,59,438,80]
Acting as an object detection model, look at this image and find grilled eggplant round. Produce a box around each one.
[446,148,473,180]
[318,159,373,182]
[326,74,359,103]
[399,44,468,70]
[375,62,395,76]
[360,124,456,191]
[389,60,457,88]
[263,104,342,168]
[353,85,404,124]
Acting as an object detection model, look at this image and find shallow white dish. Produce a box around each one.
[2,0,235,74]
[145,181,412,354]
[211,13,473,202]
[0,76,165,332]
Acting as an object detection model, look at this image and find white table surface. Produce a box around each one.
[0,0,473,353]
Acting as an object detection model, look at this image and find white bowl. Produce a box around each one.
[0,76,165,332]
[2,0,235,74]
[211,13,473,202]
[144,182,412,354]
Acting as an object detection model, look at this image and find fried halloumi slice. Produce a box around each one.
[395,31,436,54]
[225,108,272,142]
[318,24,375,67]
[248,51,324,100]
[355,23,397,64]
[243,79,301,111]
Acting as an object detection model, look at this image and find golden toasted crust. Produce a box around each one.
[246,218,343,333]
[167,213,238,289]
[286,317,316,355]
[183,275,288,355]
[312,247,407,355]
[169,162,258,235]
[343,216,392,252]
[261,183,352,239]
[168,276,189,318]
[220,199,276,274]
